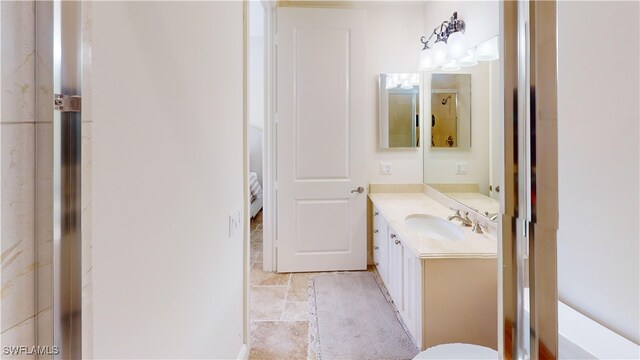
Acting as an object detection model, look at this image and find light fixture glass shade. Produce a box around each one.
[476,36,499,61]
[432,40,447,67]
[459,48,478,67]
[446,31,467,60]
[419,49,437,71]
[442,60,461,72]
[385,74,397,89]
[410,73,419,85]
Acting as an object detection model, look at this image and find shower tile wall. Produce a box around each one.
[34,1,54,357]
[1,1,37,357]
[81,2,94,358]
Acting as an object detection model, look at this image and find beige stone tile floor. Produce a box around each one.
[249,210,317,360]
[248,210,374,359]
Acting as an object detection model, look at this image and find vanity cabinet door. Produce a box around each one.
[384,226,422,348]
[373,206,389,282]
[402,247,422,346]
[387,230,404,313]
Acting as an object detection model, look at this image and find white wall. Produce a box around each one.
[557,1,640,345]
[423,62,492,194]
[365,3,425,184]
[91,2,246,358]
[249,1,265,130]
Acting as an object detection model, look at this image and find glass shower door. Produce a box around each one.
[500,1,559,359]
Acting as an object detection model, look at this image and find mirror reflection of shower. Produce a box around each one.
[430,73,471,149]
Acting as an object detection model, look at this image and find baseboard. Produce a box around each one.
[236,344,249,360]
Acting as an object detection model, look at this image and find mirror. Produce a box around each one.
[430,74,471,149]
[423,62,501,221]
[379,73,420,148]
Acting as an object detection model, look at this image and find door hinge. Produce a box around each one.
[522,219,530,257]
[274,180,278,190]
[54,94,81,112]
[274,113,279,124]
[273,33,278,46]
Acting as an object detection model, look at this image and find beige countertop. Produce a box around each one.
[369,193,498,259]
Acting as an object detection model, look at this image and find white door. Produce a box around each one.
[276,8,367,272]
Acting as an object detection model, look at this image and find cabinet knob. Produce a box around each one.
[374,212,379,216]
[374,245,379,250]
[374,262,379,266]
[374,229,379,234]
[390,234,396,239]
[395,239,401,245]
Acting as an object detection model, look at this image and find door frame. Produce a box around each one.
[246,0,276,274]
[262,0,277,272]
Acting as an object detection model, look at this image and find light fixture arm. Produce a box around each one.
[420,11,466,50]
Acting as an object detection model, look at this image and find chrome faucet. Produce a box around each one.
[447,210,473,226]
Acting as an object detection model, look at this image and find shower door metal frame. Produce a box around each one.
[501,1,559,359]
[38,1,83,358]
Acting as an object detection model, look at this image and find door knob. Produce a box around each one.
[351,186,364,194]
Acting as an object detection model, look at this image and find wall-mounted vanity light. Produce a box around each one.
[384,73,420,90]
[420,11,499,72]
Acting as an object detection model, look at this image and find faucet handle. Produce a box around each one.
[472,220,484,234]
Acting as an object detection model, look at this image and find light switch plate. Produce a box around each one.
[380,162,392,175]
[456,162,468,175]
[229,206,242,237]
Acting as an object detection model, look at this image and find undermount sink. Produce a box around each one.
[405,214,465,241]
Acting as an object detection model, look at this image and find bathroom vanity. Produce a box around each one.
[369,192,497,351]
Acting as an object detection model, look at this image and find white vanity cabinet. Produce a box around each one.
[371,201,497,352]
[387,230,403,309]
[387,228,423,347]
[372,206,389,283]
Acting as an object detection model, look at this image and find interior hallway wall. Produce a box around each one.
[557,0,640,345]
[90,2,246,358]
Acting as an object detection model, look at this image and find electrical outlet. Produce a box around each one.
[456,162,468,175]
[229,206,242,237]
[380,162,392,175]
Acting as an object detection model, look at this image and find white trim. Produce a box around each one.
[236,344,249,360]
[262,0,277,272]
